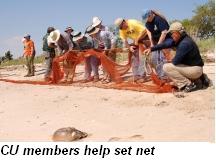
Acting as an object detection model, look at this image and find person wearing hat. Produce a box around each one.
[86,25,117,83]
[139,9,171,79]
[141,9,170,46]
[22,34,36,77]
[62,26,74,50]
[144,22,205,92]
[48,29,75,82]
[92,16,109,31]
[42,27,56,81]
[114,18,148,82]
[73,31,100,82]
[48,29,69,54]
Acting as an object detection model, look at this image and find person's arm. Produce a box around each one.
[30,41,35,56]
[146,28,154,47]
[109,32,117,49]
[143,38,174,55]
[157,30,168,44]
[135,29,147,45]
[151,38,174,51]
[156,16,169,44]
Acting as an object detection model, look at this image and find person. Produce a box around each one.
[42,27,56,81]
[23,34,35,77]
[62,26,74,50]
[141,9,170,46]
[48,29,72,82]
[92,16,109,31]
[91,18,117,83]
[114,18,149,82]
[73,31,100,82]
[144,22,206,92]
[140,9,171,79]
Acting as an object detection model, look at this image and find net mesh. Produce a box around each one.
[0,49,174,93]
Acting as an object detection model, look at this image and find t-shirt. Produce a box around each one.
[23,40,35,56]
[42,33,55,53]
[145,15,169,41]
[119,19,146,41]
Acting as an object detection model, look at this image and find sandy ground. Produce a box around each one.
[0,63,215,142]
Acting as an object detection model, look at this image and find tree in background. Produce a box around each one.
[4,50,13,60]
[181,0,215,39]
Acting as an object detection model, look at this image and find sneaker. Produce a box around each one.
[200,73,211,88]
[182,83,198,93]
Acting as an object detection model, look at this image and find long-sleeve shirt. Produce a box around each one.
[62,32,74,50]
[151,34,204,67]
[74,36,94,50]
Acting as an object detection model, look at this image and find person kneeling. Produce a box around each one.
[144,22,210,92]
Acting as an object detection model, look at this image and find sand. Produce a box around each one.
[0,63,214,142]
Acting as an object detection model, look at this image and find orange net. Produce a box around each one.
[0,49,174,93]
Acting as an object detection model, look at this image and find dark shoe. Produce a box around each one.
[24,74,30,77]
[182,83,198,93]
[200,73,211,88]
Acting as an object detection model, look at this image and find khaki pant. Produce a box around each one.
[163,63,203,89]
[25,55,35,75]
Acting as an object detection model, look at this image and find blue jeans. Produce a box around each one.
[84,56,99,79]
[151,50,166,79]
[131,50,146,77]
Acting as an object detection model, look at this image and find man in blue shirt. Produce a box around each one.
[144,22,206,92]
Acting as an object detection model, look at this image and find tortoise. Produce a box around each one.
[52,127,88,142]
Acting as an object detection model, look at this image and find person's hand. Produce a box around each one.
[150,42,154,47]
[129,46,137,53]
[134,39,139,46]
[143,48,151,55]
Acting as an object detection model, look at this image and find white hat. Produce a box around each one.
[24,34,30,38]
[169,22,185,33]
[48,30,61,43]
[114,18,124,27]
[72,31,84,42]
[85,26,100,36]
[92,17,102,27]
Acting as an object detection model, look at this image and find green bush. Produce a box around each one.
[196,37,215,53]
[0,55,45,67]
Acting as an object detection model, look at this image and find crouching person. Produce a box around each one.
[73,31,100,82]
[144,22,209,92]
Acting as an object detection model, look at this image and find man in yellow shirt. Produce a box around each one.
[114,18,148,82]
[23,34,35,77]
